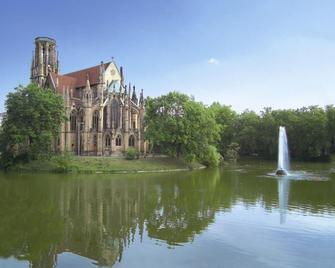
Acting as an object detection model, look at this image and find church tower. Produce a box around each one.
[31,37,59,87]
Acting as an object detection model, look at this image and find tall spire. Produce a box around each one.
[86,73,90,89]
[99,61,104,84]
[139,89,144,106]
[132,86,138,104]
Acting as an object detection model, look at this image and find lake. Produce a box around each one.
[0,160,334,268]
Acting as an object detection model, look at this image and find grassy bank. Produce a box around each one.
[9,155,205,174]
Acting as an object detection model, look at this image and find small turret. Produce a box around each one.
[139,89,144,107]
[132,86,138,104]
[99,61,104,84]
[82,73,92,107]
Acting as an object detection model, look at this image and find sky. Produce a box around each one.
[1,0,335,112]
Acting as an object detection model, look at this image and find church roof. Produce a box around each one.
[48,62,111,94]
[63,62,111,88]
[50,73,77,94]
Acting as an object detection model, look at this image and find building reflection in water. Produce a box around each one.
[0,167,332,268]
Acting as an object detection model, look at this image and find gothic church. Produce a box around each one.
[30,37,147,156]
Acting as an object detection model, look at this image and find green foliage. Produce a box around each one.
[224,142,240,162]
[210,103,334,161]
[0,83,65,168]
[199,145,222,167]
[145,92,220,166]
[125,148,139,160]
[208,102,237,155]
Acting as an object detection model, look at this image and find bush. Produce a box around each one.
[200,145,222,167]
[224,142,240,162]
[125,148,139,160]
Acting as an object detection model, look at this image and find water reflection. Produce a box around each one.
[0,164,334,268]
[277,178,290,224]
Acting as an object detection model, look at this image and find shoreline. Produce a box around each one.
[8,155,206,174]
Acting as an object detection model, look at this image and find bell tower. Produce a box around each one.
[31,37,59,87]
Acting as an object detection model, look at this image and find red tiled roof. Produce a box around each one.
[50,73,77,94]
[63,62,111,88]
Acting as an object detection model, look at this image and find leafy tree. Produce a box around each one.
[235,110,260,156]
[224,142,240,161]
[326,105,335,153]
[208,102,237,155]
[145,92,220,166]
[0,83,65,168]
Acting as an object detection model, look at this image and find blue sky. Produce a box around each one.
[1,0,335,111]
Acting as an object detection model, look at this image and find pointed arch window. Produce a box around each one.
[105,135,111,147]
[92,110,99,131]
[111,98,120,129]
[79,110,84,130]
[128,135,135,147]
[70,110,77,131]
[103,106,108,129]
[116,135,122,146]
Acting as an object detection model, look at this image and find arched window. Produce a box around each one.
[78,110,84,130]
[116,135,122,146]
[92,87,97,98]
[103,106,108,129]
[132,121,136,129]
[111,98,120,129]
[105,135,111,147]
[70,110,77,131]
[128,135,135,147]
[92,110,99,130]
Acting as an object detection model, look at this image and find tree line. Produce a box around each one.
[1,85,334,168]
[145,92,335,165]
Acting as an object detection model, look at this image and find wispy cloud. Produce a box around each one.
[208,57,220,65]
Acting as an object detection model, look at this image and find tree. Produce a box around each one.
[0,83,65,168]
[208,102,237,156]
[144,92,221,166]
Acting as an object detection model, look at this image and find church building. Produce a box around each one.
[30,37,147,156]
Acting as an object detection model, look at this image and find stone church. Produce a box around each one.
[30,36,147,156]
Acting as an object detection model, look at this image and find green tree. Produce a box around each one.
[208,102,237,156]
[144,92,220,166]
[326,105,335,153]
[0,83,65,168]
[235,110,260,156]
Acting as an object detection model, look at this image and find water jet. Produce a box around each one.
[276,126,290,176]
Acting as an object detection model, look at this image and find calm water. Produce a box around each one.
[0,160,334,268]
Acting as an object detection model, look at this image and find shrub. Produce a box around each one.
[224,142,240,162]
[125,148,139,160]
[200,145,222,167]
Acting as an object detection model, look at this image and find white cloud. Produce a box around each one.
[208,57,220,65]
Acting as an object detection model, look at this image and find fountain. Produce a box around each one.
[276,126,290,176]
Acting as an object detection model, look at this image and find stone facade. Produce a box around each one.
[31,37,147,156]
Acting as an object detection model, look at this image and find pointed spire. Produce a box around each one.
[86,73,90,89]
[139,89,144,106]
[120,66,124,83]
[132,86,138,104]
[124,85,128,95]
[99,61,104,83]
